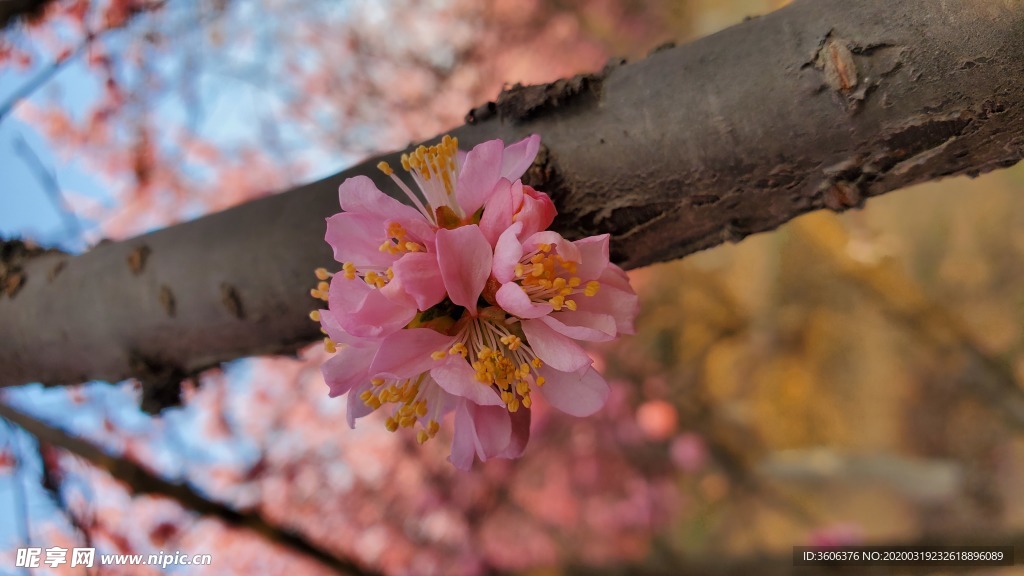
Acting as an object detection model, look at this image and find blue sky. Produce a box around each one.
[0,15,276,558]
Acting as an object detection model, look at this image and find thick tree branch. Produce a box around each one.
[1,0,1023,393]
[0,402,376,576]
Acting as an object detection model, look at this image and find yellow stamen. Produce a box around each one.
[315,268,331,280]
[309,310,321,321]
[377,161,394,176]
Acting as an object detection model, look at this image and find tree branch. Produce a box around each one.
[1,0,1023,393]
[0,402,376,576]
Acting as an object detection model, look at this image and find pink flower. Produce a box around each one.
[318,134,541,338]
[315,134,638,469]
[492,223,639,343]
[318,307,523,469]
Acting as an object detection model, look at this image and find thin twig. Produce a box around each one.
[1,419,33,576]
[0,401,375,576]
[12,132,86,246]
[0,37,93,123]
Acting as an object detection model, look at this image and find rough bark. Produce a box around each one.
[1,0,1023,397]
[0,402,376,576]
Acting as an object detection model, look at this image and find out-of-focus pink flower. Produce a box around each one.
[636,400,677,441]
[316,134,638,469]
[670,432,707,472]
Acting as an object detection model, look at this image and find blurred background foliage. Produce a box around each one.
[2,0,1024,574]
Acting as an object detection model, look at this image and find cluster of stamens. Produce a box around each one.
[513,244,600,311]
[376,135,462,225]
[378,222,424,255]
[308,268,338,352]
[434,314,546,413]
[361,375,441,444]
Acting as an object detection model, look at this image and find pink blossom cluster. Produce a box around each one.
[313,135,638,469]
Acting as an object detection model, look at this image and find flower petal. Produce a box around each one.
[499,134,541,181]
[370,328,454,379]
[600,263,633,292]
[329,277,415,338]
[492,222,524,283]
[449,401,476,470]
[339,175,424,222]
[521,318,592,372]
[574,280,639,335]
[540,311,616,342]
[448,401,511,469]
[318,309,360,345]
[524,230,580,263]
[479,178,514,246]
[496,282,552,319]
[537,366,609,417]
[573,234,611,281]
[469,403,512,459]
[390,252,445,310]
[498,406,531,459]
[454,139,504,215]
[325,213,394,267]
[436,225,492,312]
[328,275,371,315]
[515,185,556,238]
[431,357,505,406]
[345,382,375,428]
[321,344,374,398]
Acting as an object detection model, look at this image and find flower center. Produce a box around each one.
[435,309,545,413]
[513,243,600,311]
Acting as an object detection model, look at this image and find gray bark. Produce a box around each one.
[1,0,1023,402]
